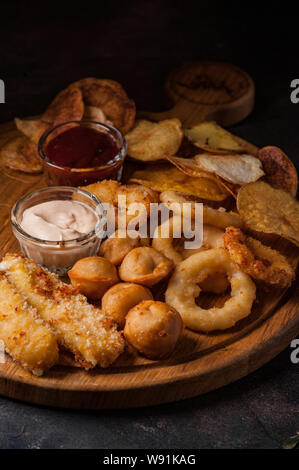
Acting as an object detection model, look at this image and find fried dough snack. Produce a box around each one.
[81,180,159,228]
[126,119,183,162]
[99,229,150,265]
[223,227,295,288]
[237,181,299,247]
[0,273,58,375]
[68,256,119,299]
[119,247,173,287]
[160,190,243,228]
[102,283,153,328]
[124,300,183,359]
[0,135,43,173]
[0,254,124,368]
[69,78,136,134]
[165,248,256,332]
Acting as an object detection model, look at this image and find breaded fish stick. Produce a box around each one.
[0,254,124,368]
[0,273,58,375]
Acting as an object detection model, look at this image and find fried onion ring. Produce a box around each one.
[160,190,243,229]
[223,226,295,288]
[165,248,256,332]
[152,216,224,265]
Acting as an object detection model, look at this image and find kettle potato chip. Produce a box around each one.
[237,181,299,247]
[0,135,42,173]
[42,86,84,125]
[184,121,244,153]
[194,153,264,185]
[69,78,136,134]
[129,164,228,201]
[126,119,183,162]
[14,118,50,145]
[258,146,298,197]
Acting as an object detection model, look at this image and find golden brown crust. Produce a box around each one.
[124,300,183,359]
[102,283,153,328]
[99,230,150,265]
[223,226,295,288]
[69,78,136,134]
[42,86,84,125]
[258,146,298,197]
[0,135,43,173]
[119,247,173,287]
[68,256,119,299]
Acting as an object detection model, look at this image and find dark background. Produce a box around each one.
[0,1,298,449]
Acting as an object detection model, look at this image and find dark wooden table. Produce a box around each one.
[0,2,298,449]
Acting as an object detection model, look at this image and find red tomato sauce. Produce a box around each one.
[46,126,119,169]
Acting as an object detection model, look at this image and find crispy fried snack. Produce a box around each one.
[165,248,256,332]
[130,164,228,201]
[167,155,217,179]
[0,273,58,375]
[193,153,264,185]
[102,283,153,328]
[152,216,224,265]
[83,106,111,124]
[1,254,124,368]
[68,256,119,300]
[81,180,159,228]
[119,247,173,287]
[258,146,298,197]
[124,300,183,359]
[0,135,43,173]
[99,229,150,265]
[223,227,295,288]
[126,119,183,161]
[69,78,136,134]
[15,118,50,145]
[184,121,244,153]
[160,190,243,228]
[42,86,84,125]
[237,181,299,247]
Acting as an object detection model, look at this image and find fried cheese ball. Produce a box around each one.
[102,282,153,328]
[119,247,173,287]
[68,256,119,300]
[99,229,150,265]
[124,300,183,359]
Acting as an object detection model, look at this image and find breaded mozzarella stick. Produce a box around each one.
[0,273,58,375]
[0,254,124,368]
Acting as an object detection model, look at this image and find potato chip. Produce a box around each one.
[237,181,299,247]
[42,86,84,125]
[83,106,110,124]
[126,119,183,162]
[166,156,214,178]
[0,136,42,173]
[69,78,135,134]
[15,118,50,144]
[184,121,244,152]
[258,146,298,197]
[194,153,264,185]
[129,164,228,201]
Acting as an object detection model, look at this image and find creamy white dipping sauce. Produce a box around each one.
[21,200,98,241]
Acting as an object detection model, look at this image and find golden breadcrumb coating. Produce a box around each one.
[0,273,58,375]
[0,254,124,368]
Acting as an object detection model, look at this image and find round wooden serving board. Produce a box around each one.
[0,62,298,409]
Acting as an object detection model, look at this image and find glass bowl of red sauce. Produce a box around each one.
[38,120,127,186]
